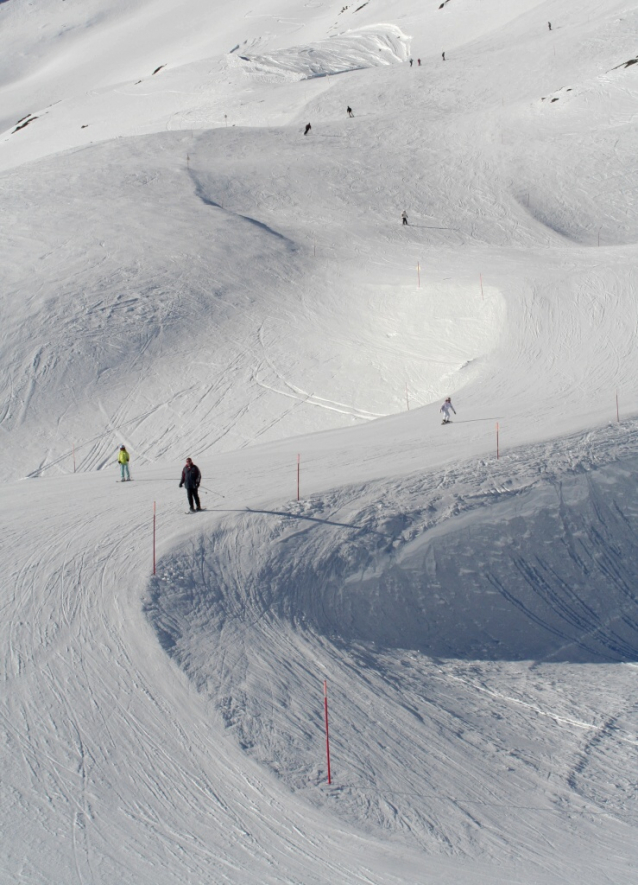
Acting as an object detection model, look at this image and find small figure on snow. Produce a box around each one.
[401,210,408,226]
[548,21,552,31]
[347,106,354,117]
[304,123,312,135]
[442,51,446,61]
[409,58,414,67]
[440,397,456,424]
[179,457,202,511]
[417,59,421,66]
[118,445,130,481]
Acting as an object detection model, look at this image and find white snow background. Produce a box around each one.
[2,0,638,882]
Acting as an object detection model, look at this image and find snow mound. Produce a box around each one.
[148,438,638,693]
[145,431,638,851]
[1,125,505,481]
[509,62,638,246]
[238,25,410,81]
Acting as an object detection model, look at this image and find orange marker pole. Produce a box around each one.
[153,502,157,576]
[324,680,332,785]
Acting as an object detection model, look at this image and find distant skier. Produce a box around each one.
[179,457,202,511]
[304,123,312,135]
[401,210,408,225]
[548,21,552,31]
[440,397,456,424]
[347,106,354,117]
[442,51,446,61]
[409,58,413,67]
[118,445,130,482]
[417,59,421,66]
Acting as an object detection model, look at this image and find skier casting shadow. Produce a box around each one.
[440,397,456,424]
[304,123,312,135]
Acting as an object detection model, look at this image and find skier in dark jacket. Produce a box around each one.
[304,123,312,135]
[179,458,202,511]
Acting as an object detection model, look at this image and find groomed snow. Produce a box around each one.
[2,0,638,882]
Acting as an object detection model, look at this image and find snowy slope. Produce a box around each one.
[2,0,638,882]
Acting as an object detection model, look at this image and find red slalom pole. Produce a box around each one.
[323,680,332,785]
[297,454,300,501]
[153,501,157,576]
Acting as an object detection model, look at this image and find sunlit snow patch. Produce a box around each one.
[238,25,410,81]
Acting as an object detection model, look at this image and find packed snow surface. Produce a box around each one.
[2,0,638,882]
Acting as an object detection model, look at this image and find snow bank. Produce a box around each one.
[237,25,410,81]
[146,428,638,859]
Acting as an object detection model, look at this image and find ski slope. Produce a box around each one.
[2,0,638,882]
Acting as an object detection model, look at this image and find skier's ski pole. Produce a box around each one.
[199,484,225,499]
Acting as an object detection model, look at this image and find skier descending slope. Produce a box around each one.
[179,457,202,512]
[440,397,456,424]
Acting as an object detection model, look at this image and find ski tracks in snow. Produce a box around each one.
[1,473,443,885]
[146,421,638,874]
